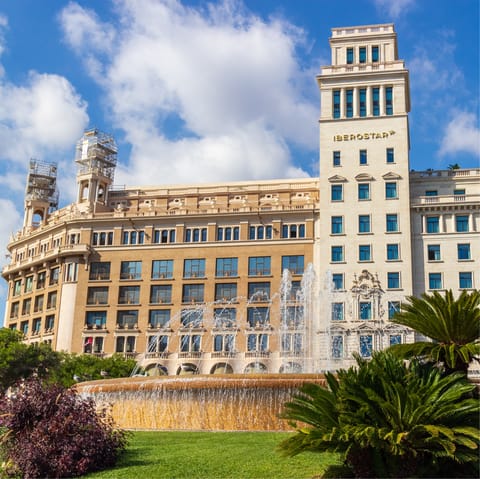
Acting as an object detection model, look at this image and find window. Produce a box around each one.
[331,184,343,201]
[182,284,205,303]
[454,189,465,196]
[459,272,473,289]
[25,276,33,293]
[387,243,399,260]
[92,231,113,246]
[359,149,367,165]
[247,333,268,352]
[331,246,344,263]
[87,287,108,305]
[346,47,354,64]
[217,226,240,241]
[147,335,169,353]
[359,245,371,262]
[455,215,469,232]
[425,190,438,197]
[213,334,235,352]
[118,286,140,304]
[429,273,442,290]
[10,302,19,319]
[346,89,353,117]
[32,318,41,334]
[457,244,471,260]
[148,309,170,328]
[281,333,303,354]
[185,228,207,242]
[281,255,304,275]
[215,283,237,301]
[385,86,393,115]
[45,315,55,331]
[116,336,136,353]
[85,311,107,328]
[388,301,400,320]
[359,215,371,233]
[50,268,60,286]
[47,291,57,309]
[333,150,341,166]
[214,308,237,328]
[154,229,176,244]
[13,280,21,296]
[181,309,203,328]
[360,335,373,358]
[34,295,44,313]
[116,310,138,329]
[248,256,271,276]
[390,335,401,346]
[150,285,172,304]
[180,334,201,353]
[332,302,344,321]
[281,224,305,238]
[386,148,394,163]
[332,335,344,358]
[372,45,379,62]
[359,302,372,320]
[120,261,142,280]
[388,272,400,289]
[89,262,111,281]
[333,90,341,119]
[426,216,440,233]
[332,274,344,290]
[122,230,145,245]
[247,307,270,328]
[386,214,398,232]
[359,46,366,63]
[37,271,46,289]
[372,87,380,116]
[249,225,273,240]
[358,183,370,200]
[359,88,367,117]
[152,260,173,279]
[248,283,271,301]
[427,245,441,261]
[385,182,398,199]
[184,259,205,278]
[84,336,103,354]
[20,320,29,336]
[331,216,343,234]
[64,262,78,282]
[22,298,31,316]
[216,258,238,277]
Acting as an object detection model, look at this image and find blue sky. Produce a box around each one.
[0,0,479,322]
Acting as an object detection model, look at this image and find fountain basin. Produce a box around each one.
[76,374,326,431]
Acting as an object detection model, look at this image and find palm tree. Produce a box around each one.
[279,351,480,478]
[388,290,480,374]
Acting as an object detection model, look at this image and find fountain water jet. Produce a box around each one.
[76,373,326,431]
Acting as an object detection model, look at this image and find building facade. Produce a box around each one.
[2,24,479,375]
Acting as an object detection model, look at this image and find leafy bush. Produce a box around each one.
[280,351,480,478]
[0,377,129,478]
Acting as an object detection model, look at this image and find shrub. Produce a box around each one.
[0,377,128,478]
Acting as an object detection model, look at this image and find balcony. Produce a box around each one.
[145,352,170,359]
[211,351,237,359]
[245,351,270,358]
[178,351,202,359]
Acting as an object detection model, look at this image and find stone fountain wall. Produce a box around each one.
[76,374,326,431]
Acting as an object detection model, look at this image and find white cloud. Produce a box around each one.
[0,72,89,163]
[372,0,416,19]
[59,0,317,184]
[439,111,480,157]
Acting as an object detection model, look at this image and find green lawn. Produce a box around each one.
[83,431,341,479]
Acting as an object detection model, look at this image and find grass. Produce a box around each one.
[83,431,342,479]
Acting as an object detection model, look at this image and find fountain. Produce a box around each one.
[76,265,327,431]
[76,374,326,431]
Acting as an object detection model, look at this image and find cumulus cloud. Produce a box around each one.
[59,0,317,184]
[439,111,480,157]
[372,0,416,18]
[0,72,89,163]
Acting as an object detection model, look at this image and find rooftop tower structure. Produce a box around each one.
[75,128,117,212]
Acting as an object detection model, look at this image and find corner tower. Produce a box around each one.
[75,128,117,212]
[315,24,414,370]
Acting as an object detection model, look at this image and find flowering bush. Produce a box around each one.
[0,378,128,478]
